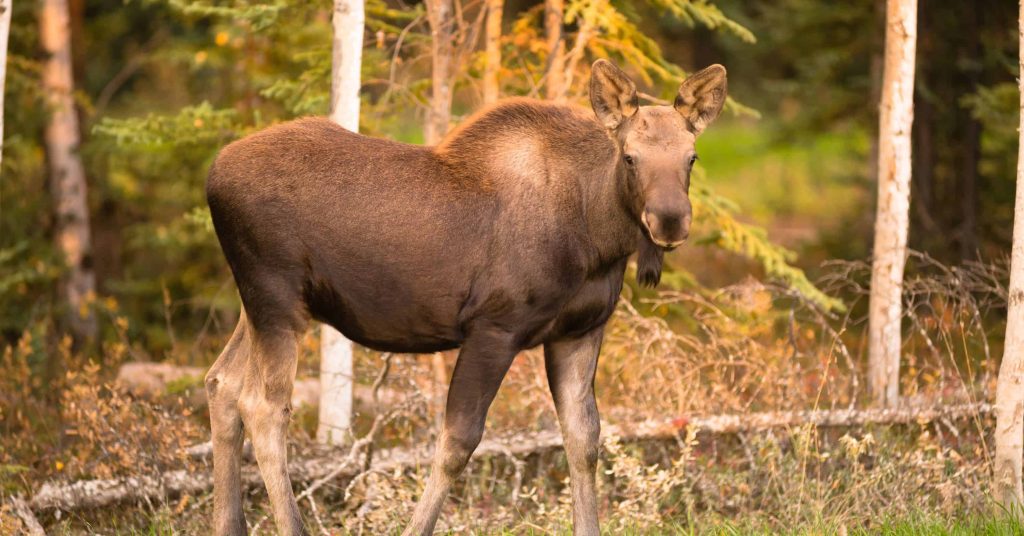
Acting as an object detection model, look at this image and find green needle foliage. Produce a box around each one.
[1,0,841,350]
[691,182,845,312]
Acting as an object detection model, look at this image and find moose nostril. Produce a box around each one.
[658,213,682,236]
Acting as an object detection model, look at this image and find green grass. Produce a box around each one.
[863,514,1024,536]
[47,506,1024,535]
[462,512,1024,535]
[696,118,870,231]
[596,513,1024,536]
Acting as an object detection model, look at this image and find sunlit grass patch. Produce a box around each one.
[695,118,870,233]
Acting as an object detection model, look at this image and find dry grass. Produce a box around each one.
[0,254,1012,534]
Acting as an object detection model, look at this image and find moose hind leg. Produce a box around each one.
[238,328,306,536]
[206,312,251,536]
[544,327,604,536]
[403,330,518,536]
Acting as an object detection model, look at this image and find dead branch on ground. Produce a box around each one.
[29,401,991,513]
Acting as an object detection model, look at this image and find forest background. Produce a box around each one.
[1,0,1022,533]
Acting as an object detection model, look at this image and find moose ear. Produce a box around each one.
[590,60,638,130]
[674,64,727,135]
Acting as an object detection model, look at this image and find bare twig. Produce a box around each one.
[560,0,603,98]
[306,494,329,536]
[637,91,670,106]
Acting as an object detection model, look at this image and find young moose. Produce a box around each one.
[205,59,727,535]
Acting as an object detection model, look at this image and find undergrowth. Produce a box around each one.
[0,256,1013,534]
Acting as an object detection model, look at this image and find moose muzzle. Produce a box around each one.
[642,195,692,250]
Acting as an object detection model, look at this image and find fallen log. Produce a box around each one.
[618,401,993,437]
[116,361,400,411]
[29,402,991,512]
[9,495,46,536]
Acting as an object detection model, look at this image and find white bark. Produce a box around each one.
[318,327,354,444]
[9,496,45,536]
[868,0,916,408]
[424,0,453,144]
[482,0,502,104]
[41,0,96,342]
[0,0,11,172]
[328,0,363,132]
[318,0,364,446]
[993,0,1024,513]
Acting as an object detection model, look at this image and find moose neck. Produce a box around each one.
[437,99,644,272]
[578,147,644,270]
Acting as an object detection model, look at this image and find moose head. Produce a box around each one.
[590,59,728,250]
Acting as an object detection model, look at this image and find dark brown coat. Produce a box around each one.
[203,60,727,536]
[207,99,636,352]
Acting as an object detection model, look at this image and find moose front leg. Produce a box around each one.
[403,330,518,536]
[544,327,604,536]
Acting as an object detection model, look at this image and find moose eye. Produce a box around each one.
[623,154,636,166]
[688,154,699,167]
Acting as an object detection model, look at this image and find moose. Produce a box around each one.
[204,59,727,535]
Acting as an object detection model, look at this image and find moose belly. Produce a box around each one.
[302,257,470,354]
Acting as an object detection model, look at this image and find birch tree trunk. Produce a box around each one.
[317,0,364,446]
[993,0,1024,513]
[41,0,96,343]
[0,0,11,172]
[544,0,565,101]
[328,0,363,131]
[867,0,916,408]
[482,0,502,104]
[424,0,453,144]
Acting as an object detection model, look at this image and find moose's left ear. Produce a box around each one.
[674,64,727,135]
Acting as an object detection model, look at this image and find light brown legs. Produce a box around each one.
[208,317,601,536]
[206,314,250,536]
[207,310,306,536]
[239,329,305,536]
[544,327,604,536]
[403,331,518,536]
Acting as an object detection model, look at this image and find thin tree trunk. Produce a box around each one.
[425,0,453,144]
[482,0,502,104]
[993,0,1024,513]
[328,0,363,132]
[867,0,885,222]
[0,0,11,172]
[544,0,565,101]
[430,352,448,429]
[910,9,939,239]
[560,0,602,100]
[956,2,981,260]
[868,0,916,408]
[959,111,980,259]
[317,0,364,446]
[41,0,96,343]
[318,327,354,445]
[912,93,939,235]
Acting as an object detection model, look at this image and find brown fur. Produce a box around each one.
[204,60,726,535]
